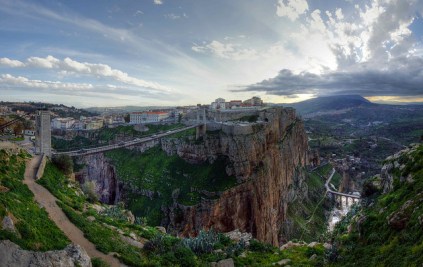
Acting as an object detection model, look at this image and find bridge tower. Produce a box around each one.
[35,109,51,157]
[196,107,206,140]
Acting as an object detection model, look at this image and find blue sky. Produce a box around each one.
[0,0,422,107]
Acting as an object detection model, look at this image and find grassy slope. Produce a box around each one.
[331,144,423,266]
[38,162,155,266]
[0,149,69,251]
[105,146,237,225]
[39,161,322,266]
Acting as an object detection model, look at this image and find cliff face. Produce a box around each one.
[75,153,121,204]
[162,108,312,246]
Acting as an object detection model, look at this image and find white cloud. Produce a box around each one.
[0,74,93,90]
[0,56,171,92]
[153,0,163,5]
[0,58,25,67]
[276,0,309,21]
[27,55,60,68]
[192,40,258,61]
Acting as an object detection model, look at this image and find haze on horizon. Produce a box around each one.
[0,0,423,108]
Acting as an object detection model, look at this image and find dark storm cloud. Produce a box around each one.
[237,56,423,97]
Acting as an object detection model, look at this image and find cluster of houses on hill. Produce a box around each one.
[210,96,263,110]
[51,115,125,130]
[1,96,265,136]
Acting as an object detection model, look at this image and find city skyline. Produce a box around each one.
[1,0,423,107]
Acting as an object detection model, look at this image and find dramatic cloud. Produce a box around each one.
[276,0,309,21]
[192,40,257,61]
[238,56,423,97]
[0,56,171,92]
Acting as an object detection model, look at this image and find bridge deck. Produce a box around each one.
[52,125,198,157]
[324,168,360,199]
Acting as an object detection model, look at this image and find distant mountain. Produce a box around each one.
[282,95,376,115]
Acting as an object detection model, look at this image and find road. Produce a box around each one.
[23,155,122,267]
[53,124,198,157]
[325,168,360,199]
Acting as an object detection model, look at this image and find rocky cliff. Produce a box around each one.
[75,153,121,204]
[0,240,91,267]
[162,107,313,246]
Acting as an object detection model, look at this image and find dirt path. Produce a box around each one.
[23,155,122,267]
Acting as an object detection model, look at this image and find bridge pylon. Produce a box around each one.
[196,108,206,140]
[35,109,51,157]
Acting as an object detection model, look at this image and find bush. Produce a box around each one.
[52,155,73,175]
[91,257,110,267]
[249,239,274,253]
[81,180,98,202]
[182,229,220,254]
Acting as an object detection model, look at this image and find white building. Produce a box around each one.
[210,98,228,110]
[130,111,169,124]
[51,117,75,130]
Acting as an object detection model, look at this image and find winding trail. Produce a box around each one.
[23,155,122,267]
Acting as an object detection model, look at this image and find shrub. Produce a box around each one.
[249,239,274,253]
[182,229,220,254]
[52,155,73,175]
[81,180,98,202]
[91,257,110,267]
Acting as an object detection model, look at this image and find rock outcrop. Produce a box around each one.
[75,153,121,204]
[0,240,91,267]
[162,108,313,246]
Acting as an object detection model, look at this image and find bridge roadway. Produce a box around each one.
[52,124,199,157]
[325,168,360,199]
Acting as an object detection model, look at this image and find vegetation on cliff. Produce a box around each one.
[105,146,237,225]
[329,144,423,266]
[0,149,69,251]
[38,160,325,266]
[284,165,332,243]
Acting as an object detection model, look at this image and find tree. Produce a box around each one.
[13,122,24,136]
[124,113,130,123]
[52,155,74,175]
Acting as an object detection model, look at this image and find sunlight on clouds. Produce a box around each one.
[263,94,315,104]
[365,96,423,104]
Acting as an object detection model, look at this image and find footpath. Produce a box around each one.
[23,155,122,267]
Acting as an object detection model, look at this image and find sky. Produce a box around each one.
[0,0,423,107]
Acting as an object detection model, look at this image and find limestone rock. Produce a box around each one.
[280,241,301,251]
[2,216,16,233]
[155,226,167,234]
[120,235,144,249]
[216,258,234,267]
[0,240,91,267]
[309,254,317,260]
[224,229,252,245]
[307,242,319,248]
[277,259,291,266]
[87,216,96,222]
[323,243,332,250]
[125,210,135,224]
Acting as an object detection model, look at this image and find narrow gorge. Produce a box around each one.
[75,107,319,246]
